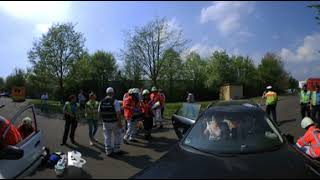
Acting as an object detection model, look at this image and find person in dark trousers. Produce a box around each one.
[61,95,80,146]
[262,85,278,125]
[300,84,311,119]
[310,85,320,124]
[141,89,153,140]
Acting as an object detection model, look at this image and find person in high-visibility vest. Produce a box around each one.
[300,84,311,118]
[262,85,278,125]
[310,85,320,123]
[85,92,99,146]
[61,95,80,146]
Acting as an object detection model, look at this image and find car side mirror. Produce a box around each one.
[0,145,24,160]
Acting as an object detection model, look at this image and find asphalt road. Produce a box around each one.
[0,95,305,179]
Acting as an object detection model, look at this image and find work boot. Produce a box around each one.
[71,139,77,144]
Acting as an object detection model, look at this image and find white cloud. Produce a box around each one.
[167,18,182,32]
[280,33,320,62]
[0,1,71,22]
[181,43,224,60]
[35,23,51,35]
[200,1,254,35]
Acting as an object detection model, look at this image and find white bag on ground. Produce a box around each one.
[68,151,86,168]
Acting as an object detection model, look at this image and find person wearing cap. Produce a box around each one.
[150,86,163,129]
[141,89,153,140]
[296,117,320,158]
[123,88,141,143]
[85,92,99,146]
[98,87,123,156]
[262,85,278,125]
[310,85,320,124]
[17,117,35,139]
[300,84,311,119]
[61,95,80,146]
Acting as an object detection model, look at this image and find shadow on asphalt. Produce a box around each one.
[110,154,154,170]
[127,136,178,153]
[65,143,104,160]
[279,119,296,126]
[61,166,92,179]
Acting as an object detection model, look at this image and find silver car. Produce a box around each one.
[0,105,44,179]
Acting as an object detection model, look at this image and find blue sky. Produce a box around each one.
[0,1,319,81]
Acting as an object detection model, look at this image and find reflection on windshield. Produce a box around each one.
[183,109,283,154]
[177,103,201,120]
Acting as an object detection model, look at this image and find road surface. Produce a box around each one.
[0,95,305,179]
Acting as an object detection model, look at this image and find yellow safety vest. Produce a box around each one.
[265,91,278,105]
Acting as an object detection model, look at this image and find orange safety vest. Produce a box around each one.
[141,100,153,118]
[123,96,135,121]
[0,118,22,146]
[150,92,161,105]
[297,125,320,158]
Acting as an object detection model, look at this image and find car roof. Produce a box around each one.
[206,100,261,113]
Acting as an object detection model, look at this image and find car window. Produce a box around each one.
[176,103,201,120]
[183,106,283,154]
[10,107,36,144]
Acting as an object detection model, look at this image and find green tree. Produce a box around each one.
[65,52,92,93]
[28,22,86,101]
[206,51,236,89]
[0,77,4,91]
[161,48,183,95]
[231,55,260,97]
[91,50,118,90]
[5,68,26,91]
[122,17,188,86]
[184,51,207,92]
[288,75,299,91]
[258,52,289,93]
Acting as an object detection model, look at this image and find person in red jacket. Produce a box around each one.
[123,88,141,142]
[296,117,320,158]
[150,87,163,129]
[159,89,166,120]
[141,89,153,140]
[0,116,22,147]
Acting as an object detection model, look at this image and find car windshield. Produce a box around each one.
[176,103,201,120]
[183,105,283,154]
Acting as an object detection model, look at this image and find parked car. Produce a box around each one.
[0,92,10,97]
[0,105,44,179]
[132,100,320,178]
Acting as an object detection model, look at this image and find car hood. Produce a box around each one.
[132,143,319,179]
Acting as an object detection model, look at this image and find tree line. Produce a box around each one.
[0,17,299,102]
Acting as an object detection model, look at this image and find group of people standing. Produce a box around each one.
[299,84,320,122]
[296,84,320,159]
[60,86,166,156]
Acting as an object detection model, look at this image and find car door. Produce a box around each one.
[0,105,43,179]
[172,103,201,139]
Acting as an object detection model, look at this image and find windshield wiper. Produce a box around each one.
[183,144,236,157]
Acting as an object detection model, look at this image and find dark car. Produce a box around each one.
[0,92,10,97]
[132,100,320,179]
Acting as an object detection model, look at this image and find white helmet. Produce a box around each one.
[301,117,314,129]
[106,87,114,94]
[142,89,150,96]
[22,117,33,125]
[131,88,140,94]
[266,86,272,90]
